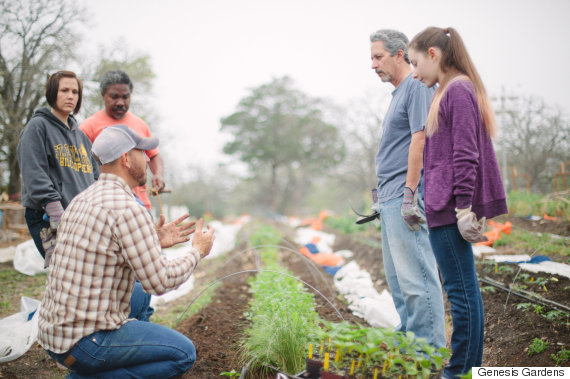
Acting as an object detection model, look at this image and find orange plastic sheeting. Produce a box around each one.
[299,246,343,267]
[475,220,512,247]
[543,213,559,221]
[299,210,330,231]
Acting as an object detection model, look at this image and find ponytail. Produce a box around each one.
[409,27,496,138]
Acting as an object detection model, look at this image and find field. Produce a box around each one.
[0,214,569,378]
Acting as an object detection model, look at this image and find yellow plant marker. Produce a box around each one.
[382,360,387,376]
[494,263,498,273]
[373,367,378,379]
[327,337,331,352]
[319,340,324,356]
[323,353,330,371]
[357,353,363,368]
[308,344,313,359]
[334,349,340,362]
[530,277,534,282]
[349,360,355,375]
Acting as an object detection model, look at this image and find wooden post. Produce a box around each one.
[553,173,559,192]
[562,162,567,190]
[512,168,515,191]
[525,173,530,191]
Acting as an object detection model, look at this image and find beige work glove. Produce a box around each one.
[455,206,488,243]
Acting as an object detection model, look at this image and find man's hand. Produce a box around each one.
[152,174,166,193]
[156,214,196,249]
[191,219,215,259]
[455,206,488,243]
[401,186,426,231]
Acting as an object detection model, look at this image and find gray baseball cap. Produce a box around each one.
[91,124,158,165]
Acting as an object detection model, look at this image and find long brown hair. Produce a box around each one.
[409,27,496,137]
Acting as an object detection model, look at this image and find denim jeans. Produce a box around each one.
[378,195,446,349]
[429,224,484,378]
[25,208,49,258]
[46,282,192,379]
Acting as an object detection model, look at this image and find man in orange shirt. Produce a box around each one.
[80,70,165,210]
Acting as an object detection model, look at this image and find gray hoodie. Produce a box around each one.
[17,107,99,210]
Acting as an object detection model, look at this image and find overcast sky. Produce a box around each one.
[82,0,570,176]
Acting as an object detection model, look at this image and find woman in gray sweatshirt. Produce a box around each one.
[17,71,99,263]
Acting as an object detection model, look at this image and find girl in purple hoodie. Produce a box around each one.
[408,27,508,378]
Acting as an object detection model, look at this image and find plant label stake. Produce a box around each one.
[323,353,330,371]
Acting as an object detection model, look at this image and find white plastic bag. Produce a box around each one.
[13,239,46,276]
[0,297,41,362]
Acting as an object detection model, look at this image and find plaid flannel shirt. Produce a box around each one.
[38,173,201,353]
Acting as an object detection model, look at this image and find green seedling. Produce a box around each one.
[480,286,496,293]
[516,303,532,312]
[497,265,515,274]
[543,310,568,321]
[528,338,548,356]
[550,349,570,365]
[220,369,240,378]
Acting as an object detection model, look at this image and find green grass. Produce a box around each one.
[494,228,569,257]
[324,214,373,234]
[507,190,570,221]
[0,265,47,318]
[153,283,220,328]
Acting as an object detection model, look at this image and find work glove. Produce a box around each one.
[401,186,425,231]
[455,206,488,243]
[41,201,64,268]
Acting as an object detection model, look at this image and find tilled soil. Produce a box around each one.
[0,218,568,378]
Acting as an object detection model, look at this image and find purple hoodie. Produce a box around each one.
[424,79,508,228]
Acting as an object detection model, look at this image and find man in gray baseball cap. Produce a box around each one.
[38,124,215,377]
[92,124,158,165]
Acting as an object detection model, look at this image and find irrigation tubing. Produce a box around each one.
[503,237,566,312]
[480,276,570,314]
[175,269,345,327]
[217,244,336,300]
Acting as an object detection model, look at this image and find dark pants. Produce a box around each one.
[429,224,484,378]
[25,208,49,258]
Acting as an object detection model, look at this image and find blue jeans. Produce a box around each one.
[25,208,49,258]
[46,283,192,379]
[379,196,446,349]
[429,224,484,378]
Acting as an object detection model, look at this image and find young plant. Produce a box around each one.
[550,349,570,365]
[528,338,548,356]
[480,286,496,293]
[238,224,322,376]
[220,369,240,378]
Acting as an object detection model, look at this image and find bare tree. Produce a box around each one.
[328,90,391,212]
[0,0,84,195]
[494,92,570,193]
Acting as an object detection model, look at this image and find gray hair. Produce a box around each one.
[100,70,133,96]
[369,29,410,64]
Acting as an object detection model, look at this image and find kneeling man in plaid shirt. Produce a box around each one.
[38,124,215,378]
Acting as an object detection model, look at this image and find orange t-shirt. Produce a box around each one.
[80,110,159,210]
